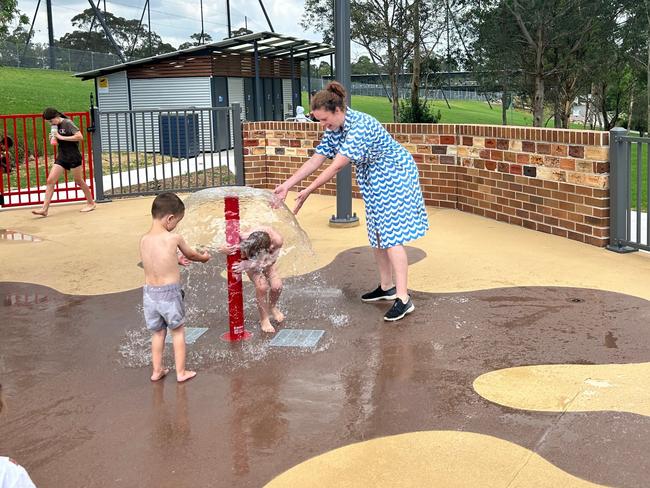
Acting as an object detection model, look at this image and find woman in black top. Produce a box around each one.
[32,107,95,217]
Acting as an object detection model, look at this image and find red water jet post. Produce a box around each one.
[221,195,253,342]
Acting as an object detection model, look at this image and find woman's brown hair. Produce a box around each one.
[310,81,347,113]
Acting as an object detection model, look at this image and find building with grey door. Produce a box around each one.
[75,32,333,152]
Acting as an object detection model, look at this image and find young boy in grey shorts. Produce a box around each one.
[140,192,210,382]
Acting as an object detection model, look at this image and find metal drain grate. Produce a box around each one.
[269,329,325,348]
[165,327,209,344]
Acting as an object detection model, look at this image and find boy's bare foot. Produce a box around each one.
[177,371,197,383]
[260,319,276,333]
[151,368,169,382]
[31,208,48,217]
[271,307,285,323]
[80,203,96,213]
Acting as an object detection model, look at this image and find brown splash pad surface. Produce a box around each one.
[2,247,650,487]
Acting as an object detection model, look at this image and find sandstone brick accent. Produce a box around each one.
[243,122,610,247]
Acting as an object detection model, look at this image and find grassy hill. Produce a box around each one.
[0,67,94,115]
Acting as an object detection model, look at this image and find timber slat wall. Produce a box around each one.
[127,54,300,79]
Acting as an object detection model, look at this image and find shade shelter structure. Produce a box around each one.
[75,31,335,123]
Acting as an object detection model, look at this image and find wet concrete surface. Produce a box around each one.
[1,246,650,487]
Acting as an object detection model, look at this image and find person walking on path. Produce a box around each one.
[32,108,95,217]
[273,81,429,322]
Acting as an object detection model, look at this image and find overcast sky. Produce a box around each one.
[17,0,334,52]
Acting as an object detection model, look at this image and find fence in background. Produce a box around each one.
[300,77,498,101]
[90,103,244,200]
[0,40,120,72]
[0,112,94,207]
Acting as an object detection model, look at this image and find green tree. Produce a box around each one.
[58,8,175,59]
[500,0,610,127]
[318,60,332,76]
[303,0,458,121]
[178,32,213,50]
[232,27,252,37]
[618,0,650,134]
[470,1,524,125]
[303,0,428,120]
[352,55,379,74]
[0,0,29,42]
[0,0,28,41]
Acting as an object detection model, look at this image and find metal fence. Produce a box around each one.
[90,104,244,200]
[0,112,94,207]
[0,40,120,72]
[301,77,497,101]
[608,127,649,252]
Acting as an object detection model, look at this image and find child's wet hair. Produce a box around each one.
[240,231,271,258]
[151,192,185,218]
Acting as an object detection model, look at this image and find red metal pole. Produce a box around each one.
[1,118,7,200]
[221,195,252,342]
[31,117,40,192]
[21,116,31,203]
[12,118,21,202]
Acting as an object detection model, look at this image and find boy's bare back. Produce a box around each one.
[140,230,184,286]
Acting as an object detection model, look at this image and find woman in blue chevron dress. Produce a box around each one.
[274,81,429,322]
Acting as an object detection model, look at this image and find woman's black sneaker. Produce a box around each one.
[384,297,415,321]
[361,285,397,302]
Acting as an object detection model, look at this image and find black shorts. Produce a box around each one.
[55,160,82,171]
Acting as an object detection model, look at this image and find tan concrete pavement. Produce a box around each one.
[2,192,650,300]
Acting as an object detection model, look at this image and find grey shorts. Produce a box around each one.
[143,283,185,332]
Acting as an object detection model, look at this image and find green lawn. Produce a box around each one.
[629,142,648,212]
[300,92,591,127]
[0,66,93,115]
[302,92,536,125]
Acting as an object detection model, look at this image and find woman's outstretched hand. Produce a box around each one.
[272,184,289,208]
[293,189,310,214]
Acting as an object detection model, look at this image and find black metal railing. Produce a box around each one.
[89,104,244,200]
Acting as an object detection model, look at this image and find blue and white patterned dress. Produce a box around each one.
[315,108,429,249]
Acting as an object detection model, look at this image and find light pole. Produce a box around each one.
[330,0,359,227]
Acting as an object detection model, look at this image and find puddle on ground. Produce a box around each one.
[604,331,618,349]
[0,229,42,242]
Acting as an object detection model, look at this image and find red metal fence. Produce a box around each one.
[0,112,94,207]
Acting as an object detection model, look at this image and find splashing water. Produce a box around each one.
[118,187,348,370]
[176,186,314,277]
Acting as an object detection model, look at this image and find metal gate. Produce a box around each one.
[90,104,244,200]
[0,112,94,207]
[608,127,649,252]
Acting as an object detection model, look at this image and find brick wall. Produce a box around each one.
[243,122,610,247]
